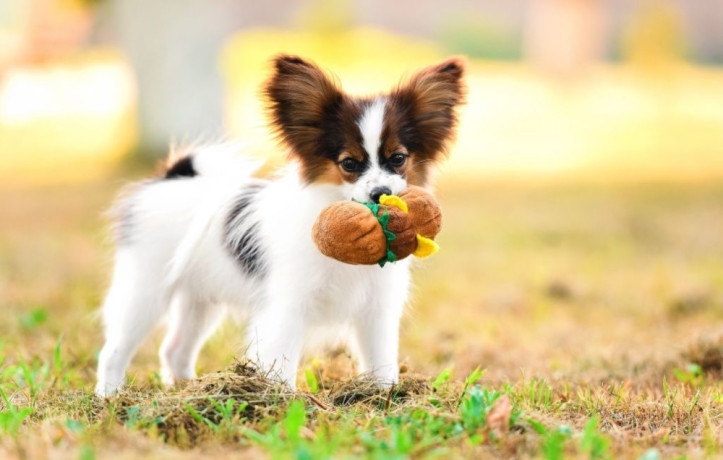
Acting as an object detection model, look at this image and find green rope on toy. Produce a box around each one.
[362,202,397,267]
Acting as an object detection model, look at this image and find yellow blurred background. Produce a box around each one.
[1,0,723,186]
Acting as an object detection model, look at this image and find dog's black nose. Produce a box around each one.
[370,186,392,204]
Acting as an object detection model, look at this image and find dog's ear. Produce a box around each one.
[265,55,343,159]
[388,57,467,161]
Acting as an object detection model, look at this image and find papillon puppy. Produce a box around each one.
[95,55,465,397]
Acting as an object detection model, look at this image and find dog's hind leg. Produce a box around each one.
[95,251,165,397]
[159,293,225,386]
[246,303,305,390]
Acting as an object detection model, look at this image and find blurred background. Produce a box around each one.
[0,0,721,408]
[2,0,723,185]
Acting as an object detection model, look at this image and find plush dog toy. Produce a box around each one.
[312,186,442,266]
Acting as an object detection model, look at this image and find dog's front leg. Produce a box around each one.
[353,301,403,386]
[246,303,304,390]
[353,267,410,387]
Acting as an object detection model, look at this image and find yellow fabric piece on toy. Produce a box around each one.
[379,194,408,213]
[413,234,439,258]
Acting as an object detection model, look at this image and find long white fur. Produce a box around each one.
[359,98,386,160]
[95,141,411,397]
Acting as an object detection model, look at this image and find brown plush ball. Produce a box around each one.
[312,187,443,265]
[312,201,387,265]
[398,186,442,238]
[383,206,417,260]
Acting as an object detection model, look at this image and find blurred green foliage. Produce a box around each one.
[436,14,521,60]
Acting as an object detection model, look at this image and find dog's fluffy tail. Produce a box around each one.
[163,142,262,180]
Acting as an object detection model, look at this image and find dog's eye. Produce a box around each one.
[389,153,408,168]
[340,158,362,173]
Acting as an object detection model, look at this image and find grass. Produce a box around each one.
[0,174,721,459]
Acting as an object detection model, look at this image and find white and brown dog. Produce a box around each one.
[95,55,466,397]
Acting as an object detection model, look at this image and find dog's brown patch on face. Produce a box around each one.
[381,118,429,184]
[404,153,428,186]
[314,150,370,185]
[336,151,368,184]
[377,135,413,179]
[313,161,344,185]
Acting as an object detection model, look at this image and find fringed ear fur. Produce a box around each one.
[264,55,344,161]
[387,57,467,162]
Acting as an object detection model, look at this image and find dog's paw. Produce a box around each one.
[94,380,122,398]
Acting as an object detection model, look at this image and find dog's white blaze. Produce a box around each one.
[358,98,387,163]
[351,97,407,202]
